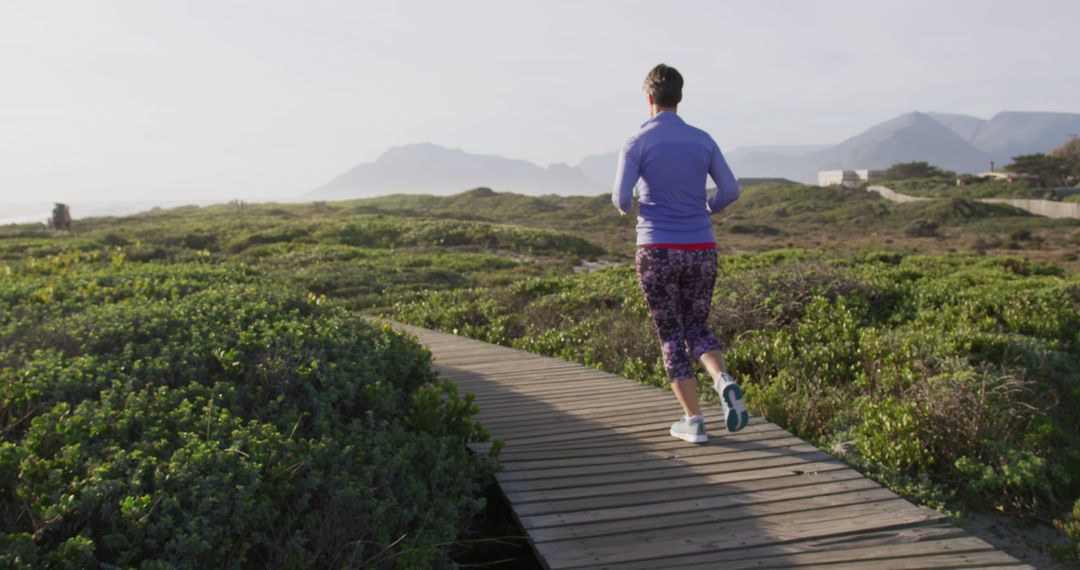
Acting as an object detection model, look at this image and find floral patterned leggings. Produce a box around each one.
[635,247,723,383]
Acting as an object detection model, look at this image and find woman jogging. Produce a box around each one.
[612,63,748,444]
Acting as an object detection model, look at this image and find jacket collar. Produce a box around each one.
[641,110,682,128]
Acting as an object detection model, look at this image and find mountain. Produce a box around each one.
[576,145,826,188]
[718,113,993,183]
[728,111,1080,183]
[707,145,825,183]
[810,111,992,174]
[927,111,1080,161]
[577,152,618,187]
[722,151,815,182]
[926,112,987,142]
[310,143,607,198]
[311,111,1080,197]
[970,112,1080,159]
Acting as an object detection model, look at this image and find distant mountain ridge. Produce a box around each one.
[968,111,1080,156]
[728,110,1080,183]
[309,110,1080,197]
[311,143,607,198]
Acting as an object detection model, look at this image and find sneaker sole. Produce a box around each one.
[721,383,750,433]
[669,427,708,444]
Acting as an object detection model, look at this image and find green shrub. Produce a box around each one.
[857,398,930,472]
[1056,498,1080,560]
[954,440,1069,514]
[321,215,604,257]
[0,258,495,568]
[728,223,782,236]
[905,219,939,237]
[888,178,1046,200]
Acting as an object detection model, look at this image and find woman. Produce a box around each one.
[612,63,748,444]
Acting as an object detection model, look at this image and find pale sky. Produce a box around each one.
[2,0,1079,203]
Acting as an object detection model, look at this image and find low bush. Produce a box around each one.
[905,219,940,237]
[885,178,1051,200]
[1058,499,1080,559]
[0,255,495,568]
[728,223,782,236]
[320,215,604,257]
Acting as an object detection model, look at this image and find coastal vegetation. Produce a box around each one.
[2,181,1079,565]
[0,255,497,567]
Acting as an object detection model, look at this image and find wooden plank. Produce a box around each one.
[496,418,782,449]
[455,383,642,404]
[535,503,945,568]
[446,373,619,393]
[494,425,790,455]
[438,361,595,378]
[439,363,622,380]
[455,381,644,404]
[520,475,884,530]
[486,406,734,440]
[498,444,822,483]
[436,358,584,374]
[439,363,609,379]
[484,401,742,435]
[477,399,683,430]
[444,366,631,384]
[501,456,850,496]
[473,389,668,415]
[450,370,642,391]
[512,468,867,518]
[423,344,516,355]
[505,460,853,506]
[499,420,780,452]
[599,529,996,569]
[473,400,671,423]
[528,490,905,542]
[472,385,730,413]
[498,434,800,475]
[775,550,1031,570]
[498,435,809,472]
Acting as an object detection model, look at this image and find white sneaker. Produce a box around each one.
[669,415,708,444]
[715,372,749,432]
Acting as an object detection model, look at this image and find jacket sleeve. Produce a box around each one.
[706,140,740,214]
[612,138,640,214]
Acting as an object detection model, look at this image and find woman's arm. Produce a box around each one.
[706,142,740,214]
[612,139,640,215]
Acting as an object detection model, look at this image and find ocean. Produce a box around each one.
[0,199,279,226]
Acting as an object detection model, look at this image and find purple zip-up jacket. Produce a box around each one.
[612,111,740,245]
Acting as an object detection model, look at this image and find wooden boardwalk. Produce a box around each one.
[389,322,1029,569]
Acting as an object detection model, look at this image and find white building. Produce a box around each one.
[817,169,885,187]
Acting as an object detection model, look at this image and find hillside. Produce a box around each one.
[3,187,1080,565]
[328,184,1080,264]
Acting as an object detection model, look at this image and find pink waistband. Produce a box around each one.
[640,243,716,250]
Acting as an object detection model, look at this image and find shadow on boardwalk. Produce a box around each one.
[398,322,1028,569]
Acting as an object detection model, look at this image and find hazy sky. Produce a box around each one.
[2,0,1079,203]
